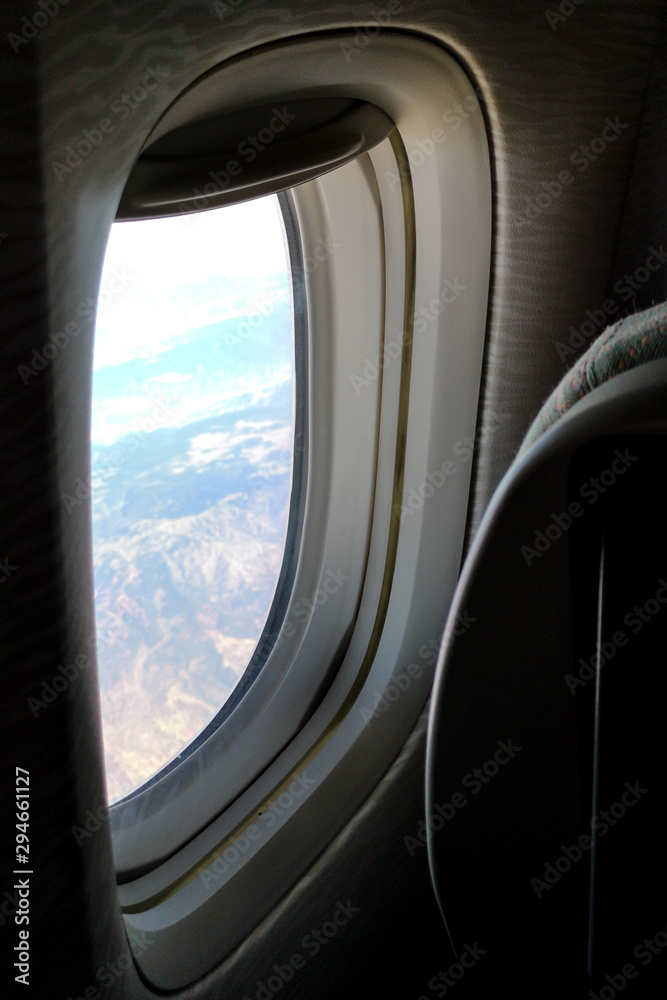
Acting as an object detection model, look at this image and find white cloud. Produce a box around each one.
[148,373,193,384]
[91,370,292,447]
[93,194,289,372]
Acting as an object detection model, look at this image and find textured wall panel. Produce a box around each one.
[1,2,666,998]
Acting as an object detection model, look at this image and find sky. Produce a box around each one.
[92,195,291,446]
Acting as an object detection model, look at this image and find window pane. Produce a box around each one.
[92,196,294,803]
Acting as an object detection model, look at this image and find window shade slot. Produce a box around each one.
[116,98,394,220]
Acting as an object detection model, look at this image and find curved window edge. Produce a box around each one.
[108,190,307,809]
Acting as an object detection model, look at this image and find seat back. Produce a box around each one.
[426,305,667,999]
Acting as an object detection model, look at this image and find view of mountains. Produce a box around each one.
[91,200,293,802]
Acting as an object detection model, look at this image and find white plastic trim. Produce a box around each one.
[118,31,492,989]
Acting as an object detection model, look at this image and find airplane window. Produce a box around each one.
[90,195,295,803]
[104,40,491,983]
